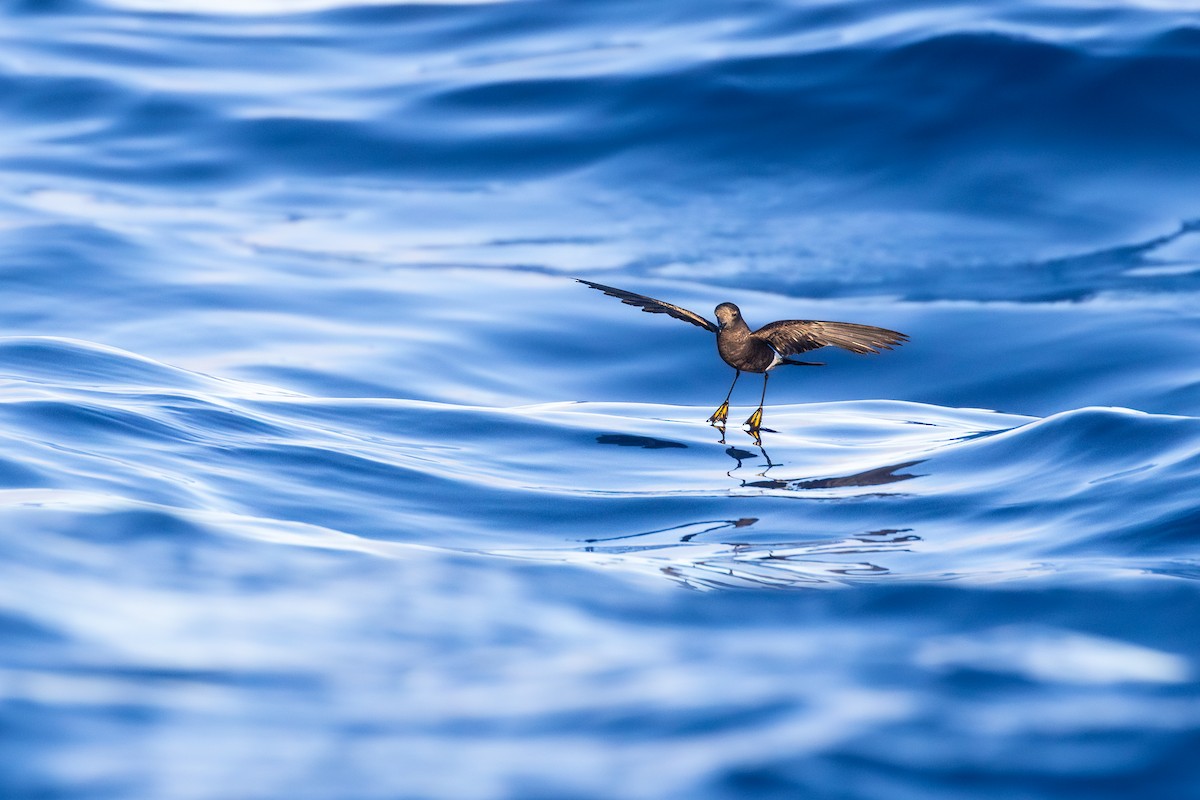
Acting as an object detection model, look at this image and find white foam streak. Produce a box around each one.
[917,626,1192,684]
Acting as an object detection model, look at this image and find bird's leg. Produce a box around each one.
[707,370,740,425]
[744,372,768,430]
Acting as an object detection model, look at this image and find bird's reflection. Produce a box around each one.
[570,518,922,591]
[725,442,781,480]
[582,517,759,550]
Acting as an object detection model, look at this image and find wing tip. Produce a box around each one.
[576,278,622,296]
[834,324,909,355]
[575,278,718,332]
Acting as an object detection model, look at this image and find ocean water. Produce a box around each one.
[2,0,1200,797]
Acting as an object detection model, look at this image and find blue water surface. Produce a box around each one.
[2,0,1200,797]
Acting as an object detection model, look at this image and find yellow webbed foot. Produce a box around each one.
[708,400,730,425]
[744,407,763,430]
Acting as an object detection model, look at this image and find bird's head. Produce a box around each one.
[714,303,741,329]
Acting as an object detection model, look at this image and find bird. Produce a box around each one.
[577,279,907,431]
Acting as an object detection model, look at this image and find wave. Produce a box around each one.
[4,4,1198,208]
[15,25,1200,188]
[1,336,1195,593]
[4,0,1199,308]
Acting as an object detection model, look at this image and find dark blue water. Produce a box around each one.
[3,1,1200,797]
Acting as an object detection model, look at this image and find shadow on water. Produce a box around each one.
[741,460,924,491]
[596,433,688,449]
[722,436,923,489]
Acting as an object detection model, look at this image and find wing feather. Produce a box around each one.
[577,280,717,333]
[756,319,908,356]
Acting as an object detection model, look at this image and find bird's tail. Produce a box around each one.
[782,359,825,367]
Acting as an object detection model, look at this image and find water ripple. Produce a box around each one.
[4,1,1200,796]
[0,336,1194,595]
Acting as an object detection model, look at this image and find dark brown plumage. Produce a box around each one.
[578,279,907,431]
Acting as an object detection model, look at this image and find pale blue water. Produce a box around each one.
[2,1,1200,798]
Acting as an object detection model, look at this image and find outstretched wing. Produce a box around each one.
[577,279,718,333]
[756,319,908,356]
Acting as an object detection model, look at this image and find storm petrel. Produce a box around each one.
[578,280,907,431]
